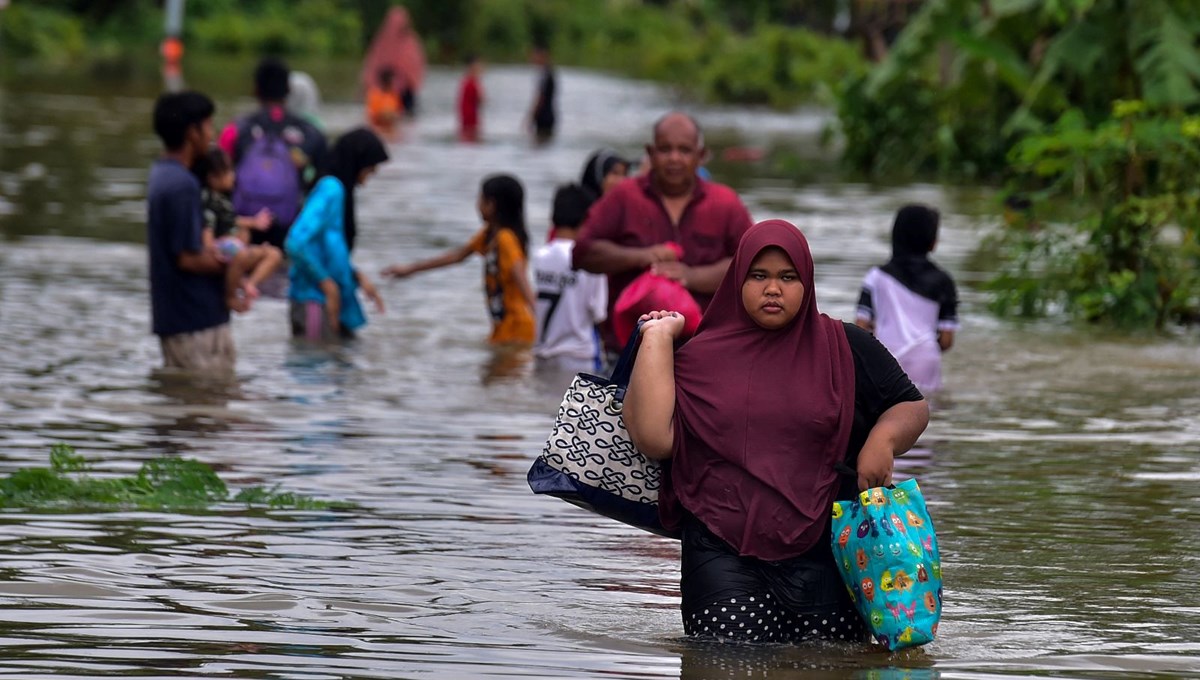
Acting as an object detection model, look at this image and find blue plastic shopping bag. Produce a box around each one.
[830,478,942,650]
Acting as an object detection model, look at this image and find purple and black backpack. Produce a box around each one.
[232,117,303,228]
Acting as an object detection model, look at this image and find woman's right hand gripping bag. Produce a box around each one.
[830,478,942,651]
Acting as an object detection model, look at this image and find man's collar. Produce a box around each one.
[638,173,707,200]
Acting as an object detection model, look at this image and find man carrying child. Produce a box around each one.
[146,91,237,372]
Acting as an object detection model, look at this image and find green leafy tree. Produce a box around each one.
[990,102,1200,328]
[836,0,1200,329]
[835,0,1200,178]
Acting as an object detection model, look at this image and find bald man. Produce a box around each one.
[572,112,753,351]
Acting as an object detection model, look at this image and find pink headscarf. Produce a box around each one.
[660,219,856,560]
[360,7,427,93]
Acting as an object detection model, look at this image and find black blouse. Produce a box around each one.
[836,322,925,501]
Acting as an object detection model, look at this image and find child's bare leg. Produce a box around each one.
[225,250,258,312]
[241,245,282,300]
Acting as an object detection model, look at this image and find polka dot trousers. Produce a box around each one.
[683,591,866,643]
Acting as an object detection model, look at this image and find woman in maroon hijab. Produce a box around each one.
[625,219,929,643]
[361,7,426,111]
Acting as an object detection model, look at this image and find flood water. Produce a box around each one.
[1,56,1198,679]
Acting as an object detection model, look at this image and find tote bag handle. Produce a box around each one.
[609,320,646,401]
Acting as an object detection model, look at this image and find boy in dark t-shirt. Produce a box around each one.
[147,91,236,372]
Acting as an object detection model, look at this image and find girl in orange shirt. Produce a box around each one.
[366,67,402,134]
[382,174,536,345]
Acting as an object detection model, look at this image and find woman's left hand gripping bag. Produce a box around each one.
[830,478,943,651]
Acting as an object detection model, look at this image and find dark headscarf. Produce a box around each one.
[579,149,628,203]
[324,128,388,251]
[881,204,945,301]
[661,219,856,561]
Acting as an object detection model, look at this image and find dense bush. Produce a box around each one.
[0,3,87,61]
[0,0,362,61]
[0,0,864,109]
[834,0,1200,180]
[447,0,864,108]
[832,0,1200,328]
[188,0,361,57]
[989,103,1200,328]
[704,25,865,107]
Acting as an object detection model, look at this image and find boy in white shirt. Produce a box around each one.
[533,185,608,372]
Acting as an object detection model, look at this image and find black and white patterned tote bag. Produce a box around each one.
[527,327,677,538]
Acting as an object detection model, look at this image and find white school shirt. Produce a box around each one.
[532,239,608,367]
[857,266,959,394]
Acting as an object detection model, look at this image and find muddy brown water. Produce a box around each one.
[0,57,1197,678]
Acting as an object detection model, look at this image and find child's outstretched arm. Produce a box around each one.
[356,269,385,313]
[381,242,473,279]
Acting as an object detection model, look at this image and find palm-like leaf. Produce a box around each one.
[1131,1,1200,107]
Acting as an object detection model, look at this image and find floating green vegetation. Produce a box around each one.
[0,444,352,512]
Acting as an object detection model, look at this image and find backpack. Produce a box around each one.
[232,121,302,228]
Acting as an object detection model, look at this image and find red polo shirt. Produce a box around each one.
[573,174,753,316]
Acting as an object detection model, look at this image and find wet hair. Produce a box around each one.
[254,57,291,101]
[891,204,940,257]
[192,148,232,184]
[464,53,479,65]
[552,184,591,230]
[481,174,528,256]
[152,90,215,150]
[652,111,704,148]
[377,66,396,88]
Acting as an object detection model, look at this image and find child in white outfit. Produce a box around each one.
[533,185,608,372]
[856,204,959,395]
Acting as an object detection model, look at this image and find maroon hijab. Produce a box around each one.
[361,8,427,93]
[661,219,856,560]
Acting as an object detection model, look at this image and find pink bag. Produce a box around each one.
[612,243,702,346]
